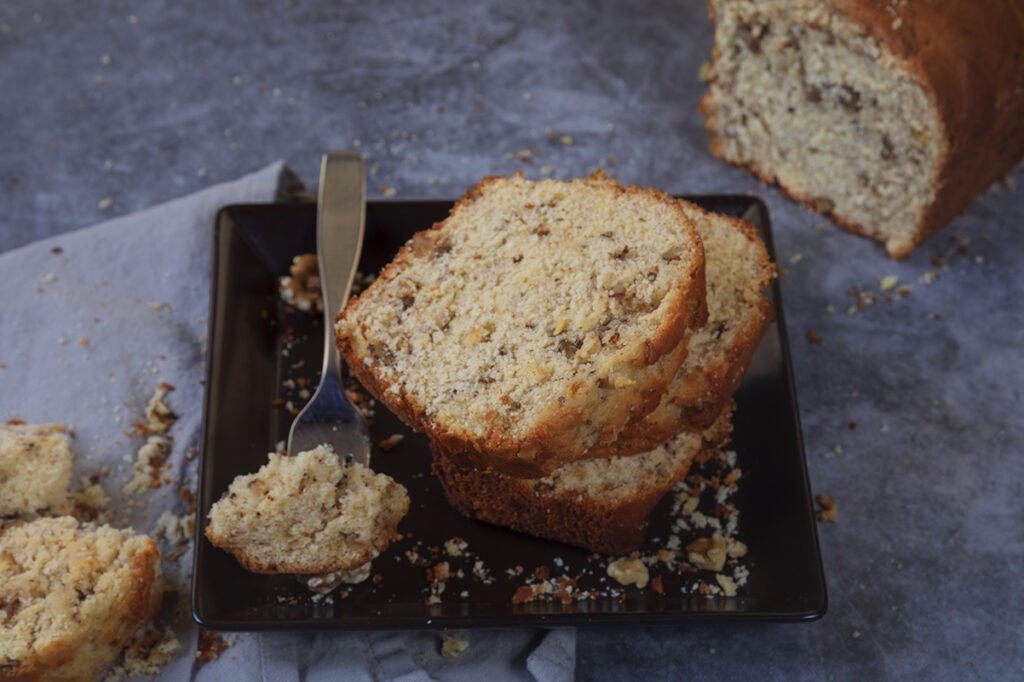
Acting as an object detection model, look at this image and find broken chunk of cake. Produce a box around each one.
[204,445,408,582]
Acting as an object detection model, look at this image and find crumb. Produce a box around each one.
[651,575,665,595]
[848,422,858,430]
[106,626,181,679]
[79,337,90,347]
[71,482,110,522]
[154,510,195,546]
[726,538,748,558]
[98,197,113,209]
[381,186,397,197]
[698,60,714,82]
[123,435,172,494]
[195,629,229,663]
[788,253,804,265]
[806,330,822,345]
[816,494,838,523]
[511,584,544,604]
[444,537,467,558]
[377,434,404,452]
[715,573,738,597]
[880,275,899,292]
[559,135,574,146]
[145,382,176,434]
[440,633,470,658]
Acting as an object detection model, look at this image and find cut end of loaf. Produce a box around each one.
[205,445,409,575]
[702,0,943,257]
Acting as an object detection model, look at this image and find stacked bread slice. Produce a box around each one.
[337,174,775,554]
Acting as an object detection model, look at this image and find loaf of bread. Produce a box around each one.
[205,445,409,575]
[701,0,1024,257]
[337,173,708,478]
[433,405,733,555]
[598,200,774,455]
[0,423,74,517]
[0,517,163,681]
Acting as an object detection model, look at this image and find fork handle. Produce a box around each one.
[316,152,366,379]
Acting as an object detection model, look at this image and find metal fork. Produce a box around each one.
[287,152,371,465]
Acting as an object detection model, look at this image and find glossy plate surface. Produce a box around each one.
[193,197,827,629]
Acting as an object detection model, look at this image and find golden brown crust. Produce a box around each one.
[702,0,1024,258]
[203,523,398,576]
[337,174,708,478]
[432,409,733,555]
[832,0,1024,255]
[433,451,674,555]
[202,453,410,576]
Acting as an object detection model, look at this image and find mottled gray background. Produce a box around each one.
[3,0,1023,679]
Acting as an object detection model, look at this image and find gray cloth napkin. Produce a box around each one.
[0,162,575,682]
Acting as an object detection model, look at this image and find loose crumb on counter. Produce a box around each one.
[195,629,230,663]
[440,633,470,658]
[104,626,181,680]
[816,494,839,523]
[377,434,404,452]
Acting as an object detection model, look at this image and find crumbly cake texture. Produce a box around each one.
[0,516,162,681]
[337,173,708,477]
[600,200,774,454]
[433,406,733,555]
[205,445,410,575]
[701,0,1024,258]
[0,423,74,517]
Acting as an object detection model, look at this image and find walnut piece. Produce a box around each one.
[606,557,650,588]
[686,535,728,572]
[279,254,323,313]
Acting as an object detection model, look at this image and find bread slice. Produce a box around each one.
[0,423,74,517]
[204,445,409,575]
[596,201,775,455]
[337,173,708,477]
[433,405,733,555]
[700,0,1024,258]
[0,516,163,681]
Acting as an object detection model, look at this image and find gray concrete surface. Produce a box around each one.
[3,0,1023,679]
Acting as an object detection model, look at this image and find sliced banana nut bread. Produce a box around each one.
[0,516,163,681]
[432,405,733,555]
[337,173,708,478]
[598,200,775,455]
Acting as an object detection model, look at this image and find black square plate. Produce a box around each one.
[192,197,827,629]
